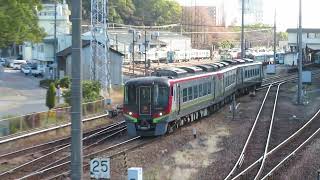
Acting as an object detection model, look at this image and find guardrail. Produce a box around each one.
[0,99,106,138]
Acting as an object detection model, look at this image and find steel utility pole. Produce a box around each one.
[144,29,148,76]
[132,31,135,76]
[297,0,303,104]
[71,0,83,179]
[53,1,57,79]
[273,9,277,64]
[241,0,245,59]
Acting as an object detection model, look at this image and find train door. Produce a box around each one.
[237,68,242,85]
[139,86,152,115]
[177,84,181,114]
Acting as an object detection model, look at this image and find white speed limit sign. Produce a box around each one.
[90,157,110,179]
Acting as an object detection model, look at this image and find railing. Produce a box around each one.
[0,99,106,137]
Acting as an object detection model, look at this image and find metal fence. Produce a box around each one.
[0,99,106,137]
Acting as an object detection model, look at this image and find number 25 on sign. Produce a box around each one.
[90,157,110,179]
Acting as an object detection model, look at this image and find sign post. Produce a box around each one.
[90,158,110,179]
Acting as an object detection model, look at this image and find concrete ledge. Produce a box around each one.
[0,114,114,153]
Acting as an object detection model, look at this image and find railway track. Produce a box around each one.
[22,137,160,179]
[230,107,320,179]
[0,121,126,179]
[259,70,320,91]
[225,83,282,180]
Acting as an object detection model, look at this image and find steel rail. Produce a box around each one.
[224,84,273,180]
[20,136,141,179]
[0,120,125,161]
[261,127,320,180]
[254,83,283,180]
[231,107,320,179]
[38,127,127,171]
[0,121,125,177]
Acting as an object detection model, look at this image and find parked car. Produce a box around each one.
[31,65,45,77]
[21,64,32,75]
[9,60,27,69]
[0,58,5,66]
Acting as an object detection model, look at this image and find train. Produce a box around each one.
[123,59,263,136]
[124,49,211,64]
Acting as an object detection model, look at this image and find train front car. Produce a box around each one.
[123,77,172,136]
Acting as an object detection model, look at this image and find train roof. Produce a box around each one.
[212,62,225,68]
[178,66,203,73]
[195,64,215,72]
[233,59,246,63]
[150,59,261,79]
[151,67,188,77]
[125,76,169,86]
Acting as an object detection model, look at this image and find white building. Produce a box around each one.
[238,0,264,25]
[287,28,320,63]
[83,29,192,63]
[22,1,71,66]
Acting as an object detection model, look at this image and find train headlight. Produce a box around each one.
[159,112,163,116]
[129,112,133,116]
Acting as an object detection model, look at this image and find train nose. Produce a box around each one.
[138,119,152,130]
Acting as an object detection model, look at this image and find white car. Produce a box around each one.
[21,65,31,75]
[0,59,5,66]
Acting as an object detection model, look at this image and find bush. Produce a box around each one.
[46,83,56,109]
[40,77,70,89]
[40,79,59,88]
[59,76,71,88]
[63,80,103,105]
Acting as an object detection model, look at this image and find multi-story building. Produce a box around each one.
[287,28,320,64]
[22,1,71,67]
[236,0,263,25]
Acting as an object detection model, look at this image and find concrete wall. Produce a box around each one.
[288,32,320,47]
[65,46,124,85]
[284,53,298,66]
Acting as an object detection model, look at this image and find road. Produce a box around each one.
[0,69,47,117]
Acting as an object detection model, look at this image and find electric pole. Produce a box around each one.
[241,0,245,59]
[144,29,148,76]
[71,0,83,179]
[54,0,57,79]
[297,0,303,104]
[132,31,135,76]
[273,9,277,64]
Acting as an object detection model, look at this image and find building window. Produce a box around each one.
[308,33,316,39]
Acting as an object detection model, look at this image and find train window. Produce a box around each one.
[183,88,188,102]
[203,83,207,96]
[188,87,193,101]
[245,70,248,78]
[194,85,198,99]
[208,82,211,94]
[157,87,169,107]
[199,84,203,97]
[124,85,136,104]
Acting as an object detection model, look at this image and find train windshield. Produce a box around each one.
[153,85,169,110]
[124,85,137,105]
[125,84,169,112]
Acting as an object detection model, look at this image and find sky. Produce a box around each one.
[176,0,320,31]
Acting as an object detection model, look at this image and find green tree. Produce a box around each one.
[63,80,102,105]
[133,0,182,25]
[66,0,181,25]
[0,0,45,48]
[219,40,234,49]
[46,82,56,109]
[277,32,288,41]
